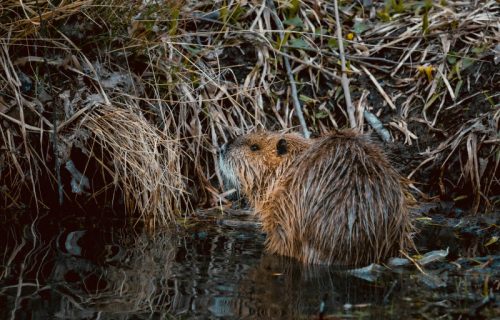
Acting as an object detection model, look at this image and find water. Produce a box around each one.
[0,209,498,319]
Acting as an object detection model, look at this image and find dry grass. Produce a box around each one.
[0,0,498,218]
[81,105,188,227]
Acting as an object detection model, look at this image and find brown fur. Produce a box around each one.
[219,130,414,266]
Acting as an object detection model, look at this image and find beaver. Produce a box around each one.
[218,130,414,266]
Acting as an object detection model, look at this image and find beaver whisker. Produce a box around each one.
[218,156,240,193]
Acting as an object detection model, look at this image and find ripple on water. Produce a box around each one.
[0,209,498,319]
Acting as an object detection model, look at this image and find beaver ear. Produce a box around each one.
[276,138,288,155]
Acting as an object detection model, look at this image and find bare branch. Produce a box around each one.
[333,0,356,129]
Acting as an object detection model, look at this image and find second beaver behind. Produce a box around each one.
[218,130,414,266]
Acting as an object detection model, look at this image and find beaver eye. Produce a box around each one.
[250,144,260,151]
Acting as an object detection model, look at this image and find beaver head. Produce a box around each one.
[218,131,310,204]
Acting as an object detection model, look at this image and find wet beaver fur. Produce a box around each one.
[218,130,414,266]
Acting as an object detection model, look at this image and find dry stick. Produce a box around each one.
[284,50,311,138]
[271,47,342,81]
[333,0,356,129]
[0,112,54,133]
[400,250,428,276]
[391,39,421,77]
[56,105,92,132]
[360,65,397,110]
[266,0,311,139]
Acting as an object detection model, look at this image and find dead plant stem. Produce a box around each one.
[333,0,356,129]
[266,0,311,138]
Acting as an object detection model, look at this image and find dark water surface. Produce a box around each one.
[0,209,498,319]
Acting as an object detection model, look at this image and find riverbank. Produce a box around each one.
[1,1,498,221]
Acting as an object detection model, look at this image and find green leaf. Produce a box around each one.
[446,52,457,65]
[168,7,180,35]
[283,16,304,28]
[424,93,442,110]
[422,10,429,35]
[289,0,301,18]
[184,45,202,55]
[422,0,432,35]
[485,92,496,106]
[392,0,405,13]
[327,38,338,48]
[276,32,291,49]
[314,110,329,119]
[353,20,370,34]
[220,1,228,23]
[299,95,317,105]
[314,27,327,36]
[485,236,498,247]
[228,4,245,24]
[452,63,461,79]
[377,9,391,22]
[288,38,310,49]
[453,80,463,98]
[423,0,433,10]
[471,46,486,55]
[461,57,474,70]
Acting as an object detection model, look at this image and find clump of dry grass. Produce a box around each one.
[0,33,43,210]
[81,105,188,227]
[412,109,500,213]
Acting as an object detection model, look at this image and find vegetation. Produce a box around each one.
[0,0,498,224]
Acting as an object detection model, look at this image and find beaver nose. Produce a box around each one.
[218,143,227,155]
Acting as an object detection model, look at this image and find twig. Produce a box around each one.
[436,67,455,101]
[400,250,428,276]
[333,0,356,129]
[356,90,368,130]
[407,155,437,179]
[270,47,342,81]
[391,40,421,77]
[0,112,54,133]
[266,0,311,138]
[360,65,397,110]
[57,105,92,132]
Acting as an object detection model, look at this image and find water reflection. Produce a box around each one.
[0,210,496,319]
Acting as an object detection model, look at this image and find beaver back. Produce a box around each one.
[257,131,414,266]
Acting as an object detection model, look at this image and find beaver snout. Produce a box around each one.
[218,136,236,156]
[217,143,239,195]
[218,144,227,156]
